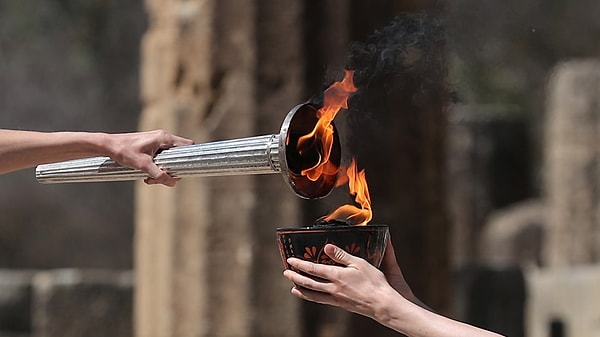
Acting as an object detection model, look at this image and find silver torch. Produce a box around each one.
[35,103,341,199]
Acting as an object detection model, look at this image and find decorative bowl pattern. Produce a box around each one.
[276,224,389,269]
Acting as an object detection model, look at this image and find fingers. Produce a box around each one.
[169,135,194,147]
[284,270,360,314]
[290,285,338,307]
[144,171,179,187]
[142,160,165,179]
[138,132,191,187]
[107,130,191,187]
[138,157,179,187]
[153,130,193,149]
[324,244,359,266]
[285,244,362,281]
[286,256,344,281]
[147,132,192,186]
[283,269,332,293]
[133,154,163,182]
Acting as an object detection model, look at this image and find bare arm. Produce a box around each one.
[283,243,504,337]
[0,129,193,186]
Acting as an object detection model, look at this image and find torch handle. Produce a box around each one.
[35,134,282,184]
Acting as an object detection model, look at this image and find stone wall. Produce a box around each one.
[0,269,132,337]
[526,266,600,337]
[456,60,600,337]
[447,104,535,268]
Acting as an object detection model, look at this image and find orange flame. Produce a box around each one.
[295,70,372,226]
[323,158,373,226]
[297,70,357,181]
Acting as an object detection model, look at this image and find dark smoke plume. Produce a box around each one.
[346,13,446,117]
[306,13,447,171]
[308,13,446,119]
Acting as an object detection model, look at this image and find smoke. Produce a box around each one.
[303,13,448,214]
[346,13,447,117]
[307,13,447,126]
[297,13,448,170]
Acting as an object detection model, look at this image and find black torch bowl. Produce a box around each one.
[276,223,389,270]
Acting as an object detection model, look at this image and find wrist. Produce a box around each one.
[49,131,108,157]
[88,132,115,157]
[374,289,435,336]
[373,288,412,330]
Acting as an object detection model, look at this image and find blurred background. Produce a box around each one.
[1,0,599,337]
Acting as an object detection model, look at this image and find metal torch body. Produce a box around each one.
[35,103,341,199]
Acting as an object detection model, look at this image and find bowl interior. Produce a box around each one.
[276,225,389,269]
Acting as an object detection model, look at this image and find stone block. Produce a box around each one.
[32,269,132,337]
[0,270,36,335]
[479,200,546,268]
[526,266,600,337]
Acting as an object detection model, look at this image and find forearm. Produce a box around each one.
[0,130,111,174]
[377,294,504,337]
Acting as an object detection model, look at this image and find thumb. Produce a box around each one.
[324,244,357,267]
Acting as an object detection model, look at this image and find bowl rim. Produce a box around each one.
[276,224,389,232]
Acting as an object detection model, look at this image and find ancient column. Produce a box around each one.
[527,59,600,337]
[544,60,600,267]
[250,0,305,336]
[135,1,303,336]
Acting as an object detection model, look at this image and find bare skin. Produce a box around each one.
[0,129,193,186]
[283,239,505,337]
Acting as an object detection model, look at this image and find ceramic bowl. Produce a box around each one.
[276,224,389,269]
